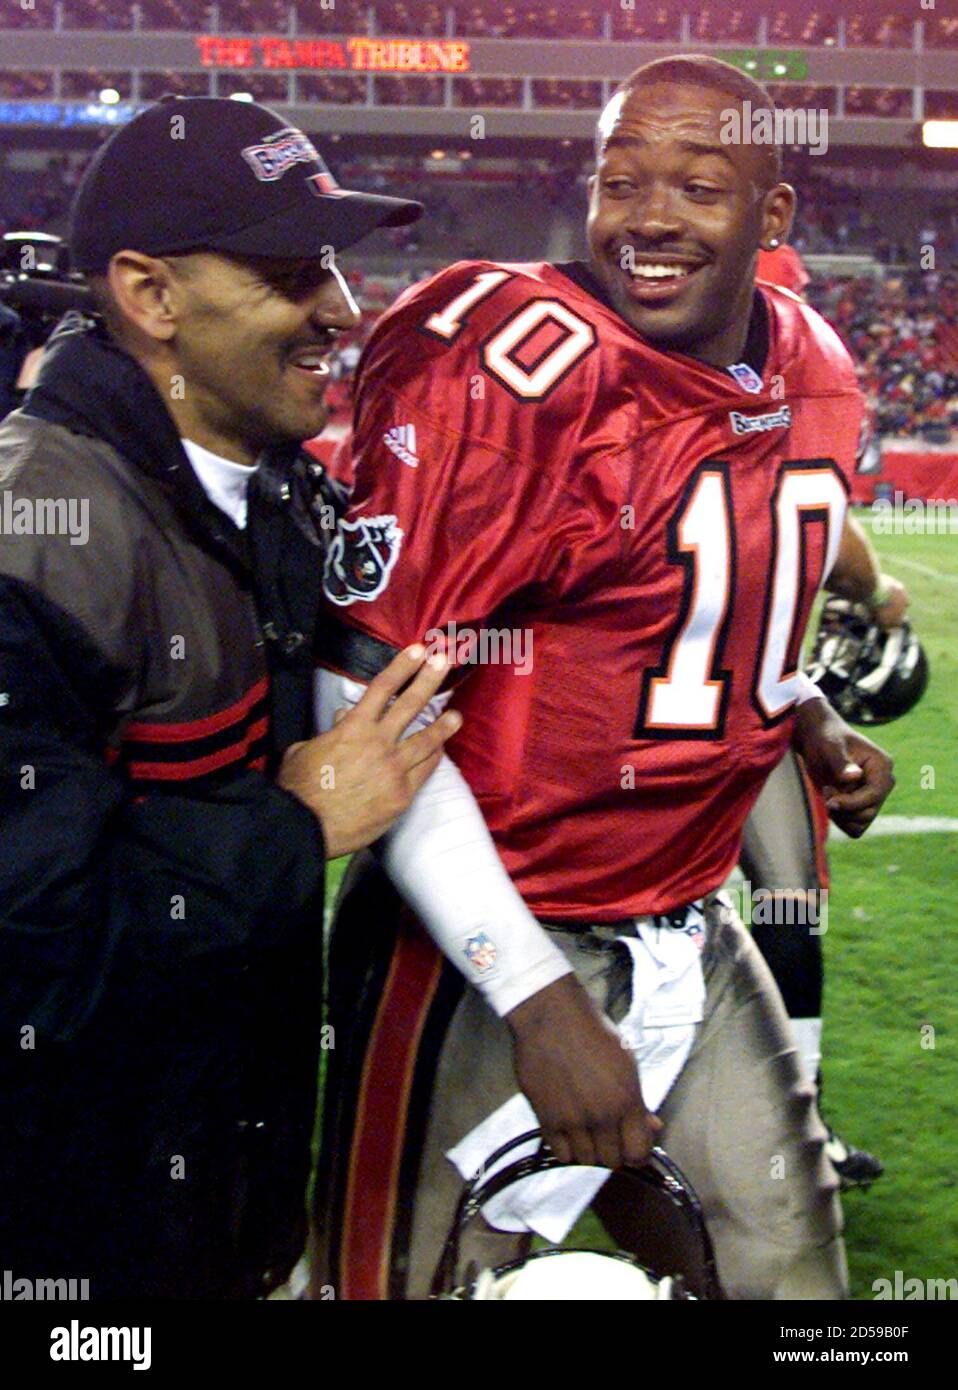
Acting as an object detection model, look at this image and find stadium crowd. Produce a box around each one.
[810,272,958,443]
[3,2,958,46]
[0,152,89,229]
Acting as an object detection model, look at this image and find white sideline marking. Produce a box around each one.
[892,556,958,585]
[829,815,958,840]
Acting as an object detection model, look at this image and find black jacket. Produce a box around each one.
[0,302,28,421]
[0,317,328,1299]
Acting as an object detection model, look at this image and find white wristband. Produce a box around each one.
[795,670,826,705]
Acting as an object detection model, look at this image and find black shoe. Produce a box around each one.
[824,1128,884,1189]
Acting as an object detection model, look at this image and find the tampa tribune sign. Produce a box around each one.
[195,35,472,72]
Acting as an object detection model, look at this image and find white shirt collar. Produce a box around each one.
[182,438,259,531]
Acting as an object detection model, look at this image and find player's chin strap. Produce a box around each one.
[430,1128,723,1300]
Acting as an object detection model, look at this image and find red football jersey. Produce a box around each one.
[756,245,810,295]
[321,260,863,919]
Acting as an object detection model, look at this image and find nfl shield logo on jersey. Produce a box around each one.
[323,514,404,606]
[463,932,498,973]
[728,361,765,394]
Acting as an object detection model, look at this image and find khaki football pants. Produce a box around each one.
[740,747,825,894]
[403,896,847,1300]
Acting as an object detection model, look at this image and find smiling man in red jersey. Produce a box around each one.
[312,57,895,1301]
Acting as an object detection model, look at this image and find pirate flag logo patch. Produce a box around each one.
[323,514,404,606]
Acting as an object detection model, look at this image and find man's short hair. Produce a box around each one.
[87,275,122,334]
[598,54,783,188]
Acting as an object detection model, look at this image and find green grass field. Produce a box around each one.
[324,515,958,1298]
[816,517,958,1298]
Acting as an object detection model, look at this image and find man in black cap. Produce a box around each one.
[0,97,460,1299]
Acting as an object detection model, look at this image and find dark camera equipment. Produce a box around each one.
[0,231,91,350]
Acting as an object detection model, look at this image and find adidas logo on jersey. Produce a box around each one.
[729,405,792,435]
[384,424,420,468]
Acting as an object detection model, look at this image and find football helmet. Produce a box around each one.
[806,597,929,725]
[431,1130,722,1300]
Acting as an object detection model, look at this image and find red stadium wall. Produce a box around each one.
[852,452,958,504]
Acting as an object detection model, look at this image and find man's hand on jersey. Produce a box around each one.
[870,573,910,630]
[507,974,662,1170]
[278,645,461,858]
[792,697,895,838]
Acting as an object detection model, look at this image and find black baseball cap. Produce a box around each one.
[69,95,423,274]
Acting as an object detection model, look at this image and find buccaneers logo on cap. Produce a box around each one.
[323,514,404,606]
[241,127,322,181]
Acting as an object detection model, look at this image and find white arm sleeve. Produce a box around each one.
[315,667,573,1016]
